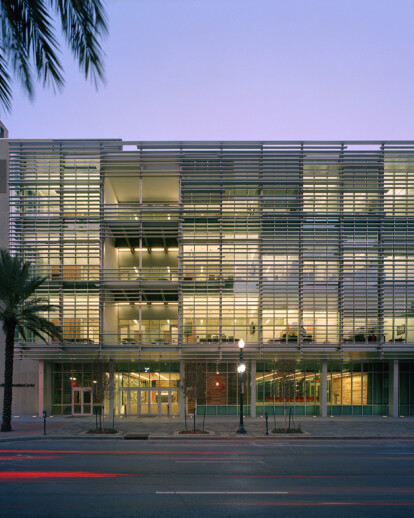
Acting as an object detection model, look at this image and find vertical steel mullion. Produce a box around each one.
[99,143,105,358]
[339,143,345,359]
[177,146,183,359]
[138,149,143,357]
[58,144,64,356]
[298,144,304,357]
[378,144,385,358]
[218,148,223,355]
[258,147,263,359]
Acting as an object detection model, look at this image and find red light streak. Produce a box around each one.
[0,471,117,479]
[0,455,59,461]
[0,450,313,455]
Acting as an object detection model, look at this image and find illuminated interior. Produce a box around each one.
[8,141,414,416]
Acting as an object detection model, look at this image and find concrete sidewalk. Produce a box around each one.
[1,414,414,441]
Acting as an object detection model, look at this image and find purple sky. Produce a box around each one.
[3,0,414,140]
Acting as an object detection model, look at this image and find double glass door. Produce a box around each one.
[72,387,93,416]
[119,388,179,416]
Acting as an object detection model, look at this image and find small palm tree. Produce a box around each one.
[0,250,61,432]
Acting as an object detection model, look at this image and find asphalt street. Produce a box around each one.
[0,439,413,517]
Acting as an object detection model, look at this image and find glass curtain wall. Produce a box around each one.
[256,361,321,416]
[400,362,414,416]
[52,361,180,415]
[256,361,389,416]
[181,157,260,351]
[383,153,414,345]
[7,141,414,418]
[182,361,249,416]
[327,361,389,415]
[9,143,101,354]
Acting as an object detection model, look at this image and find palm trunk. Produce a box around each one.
[1,323,16,432]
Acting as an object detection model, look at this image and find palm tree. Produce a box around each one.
[0,250,61,432]
[0,0,108,112]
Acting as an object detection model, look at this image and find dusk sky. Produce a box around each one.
[3,0,414,140]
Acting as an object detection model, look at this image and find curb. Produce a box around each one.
[147,435,414,441]
[0,435,125,442]
[0,434,413,442]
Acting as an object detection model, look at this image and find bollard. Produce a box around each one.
[265,411,269,436]
[42,409,47,435]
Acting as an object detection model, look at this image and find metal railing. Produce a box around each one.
[103,268,179,282]
[33,265,100,282]
[103,203,179,221]
[102,333,179,346]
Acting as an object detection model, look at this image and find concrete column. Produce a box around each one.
[179,360,185,418]
[43,362,52,415]
[38,360,44,416]
[389,359,399,417]
[321,360,328,418]
[250,359,256,417]
[108,359,115,418]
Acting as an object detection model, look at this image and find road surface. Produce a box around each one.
[0,438,413,517]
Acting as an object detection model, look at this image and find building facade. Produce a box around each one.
[3,140,414,418]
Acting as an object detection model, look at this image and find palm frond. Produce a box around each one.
[22,275,49,299]
[15,321,27,341]
[24,314,62,340]
[0,249,62,342]
[51,0,108,85]
[21,302,60,317]
[0,51,12,112]
[0,0,107,113]
[28,0,64,87]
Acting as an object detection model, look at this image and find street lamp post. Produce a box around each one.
[237,338,247,434]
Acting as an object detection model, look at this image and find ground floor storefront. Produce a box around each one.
[40,359,414,418]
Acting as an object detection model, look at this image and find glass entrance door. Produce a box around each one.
[72,388,93,416]
[154,389,180,416]
[118,388,179,416]
[139,389,149,415]
[149,389,160,415]
[160,390,170,415]
[170,389,179,416]
[119,388,140,416]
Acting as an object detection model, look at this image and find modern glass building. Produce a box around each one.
[4,140,414,417]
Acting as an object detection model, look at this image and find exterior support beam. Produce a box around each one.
[250,359,256,417]
[108,359,115,418]
[179,360,185,418]
[321,360,328,418]
[389,360,399,417]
